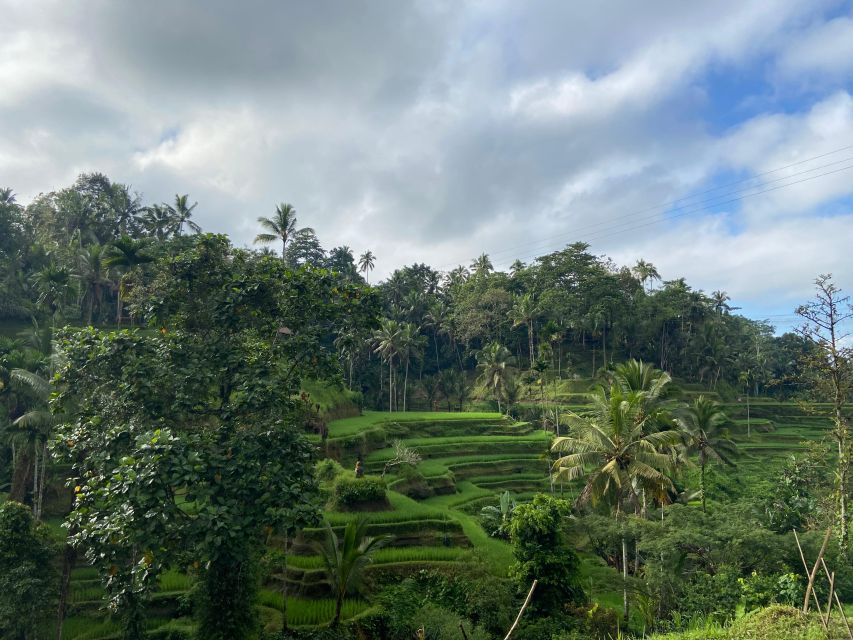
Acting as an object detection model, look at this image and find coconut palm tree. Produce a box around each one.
[477,342,514,414]
[397,323,425,412]
[73,244,112,325]
[104,236,153,325]
[30,264,72,321]
[317,520,388,627]
[509,293,539,370]
[552,383,682,619]
[373,319,402,411]
[254,203,312,260]
[470,253,493,276]
[171,194,202,235]
[7,368,56,519]
[358,251,376,283]
[676,395,738,513]
[632,259,660,292]
[139,204,177,241]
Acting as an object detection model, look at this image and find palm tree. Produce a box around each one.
[73,244,111,325]
[254,203,312,260]
[509,293,539,369]
[358,251,376,283]
[676,396,737,513]
[710,290,733,315]
[104,236,153,325]
[8,368,56,519]
[140,204,177,241]
[552,383,681,620]
[373,318,402,412]
[171,194,201,235]
[334,330,362,390]
[632,259,660,292]
[477,342,514,414]
[397,323,425,412]
[470,253,493,276]
[30,264,72,321]
[316,521,388,627]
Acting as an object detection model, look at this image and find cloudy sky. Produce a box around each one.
[4,1,853,331]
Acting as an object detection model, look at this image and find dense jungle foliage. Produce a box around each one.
[0,175,850,640]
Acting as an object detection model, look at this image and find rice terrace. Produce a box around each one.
[2,2,853,640]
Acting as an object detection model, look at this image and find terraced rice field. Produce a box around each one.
[58,396,843,637]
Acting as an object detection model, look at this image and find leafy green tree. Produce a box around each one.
[284,227,326,267]
[0,501,57,640]
[54,235,374,640]
[508,493,584,612]
[676,395,737,512]
[317,520,389,627]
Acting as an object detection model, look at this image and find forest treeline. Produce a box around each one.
[1,172,813,413]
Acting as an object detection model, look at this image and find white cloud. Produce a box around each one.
[1,0,853,315]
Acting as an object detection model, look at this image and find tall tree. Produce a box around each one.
[358,250,376,284]
[509,293,539,369]
[170,194,201,235]
[54,236,373,640]
[254,203,312,260]
[676,396,738,513]
[476,342,514,414]
[104,236,153,325]
[795,274,853,559]
[73,243,111,325]
[632,259,660,292]
[373,318,402,412]
[552,382,681,619]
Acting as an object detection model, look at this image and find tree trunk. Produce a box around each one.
[55,542,77,640]
[388,359,393,413]
[528,320,535,369]
[403,358,409,412]
[332,590,344,628]
[281,533,289,636]
[622,534,629,621]
[9,450,32,504]
[700,461,706,513]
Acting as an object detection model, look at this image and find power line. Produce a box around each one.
[435,142,853,270]
[495,160,853,269]
[486,153,853,267]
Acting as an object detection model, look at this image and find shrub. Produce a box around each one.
[316,458,345,483]
[332,475,388,510]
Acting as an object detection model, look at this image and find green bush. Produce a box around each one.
[315,458,345,483]
[332,475,388,509]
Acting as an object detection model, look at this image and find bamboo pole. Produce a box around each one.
[793,530,828,626]
[504,580,538,640]
[802,528,832,614]
[821,558,853,640]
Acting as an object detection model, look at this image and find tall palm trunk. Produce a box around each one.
[403,357,409,412]
[388,358,393,412]
[622,534,629,621]
[700,459,707,513]
[528,319,535,369]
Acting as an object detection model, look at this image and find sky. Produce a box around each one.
[3,1,853,333]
